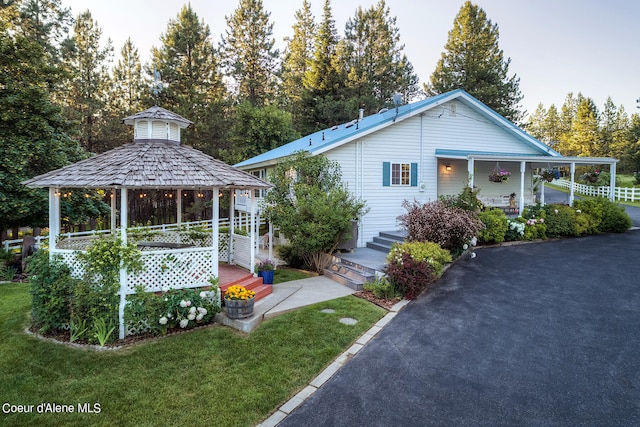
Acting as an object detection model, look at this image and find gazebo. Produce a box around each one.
[23,106,271,338]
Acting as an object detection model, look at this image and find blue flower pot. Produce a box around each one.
[260,270,274,284]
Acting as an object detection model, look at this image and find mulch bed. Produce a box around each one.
[352,290,399,311]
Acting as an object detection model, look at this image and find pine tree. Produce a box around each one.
[280,0,315,122]
[61,10,113,153]
[342,0,419,114]
[425,1,523,123]
[543,105,562,149]
[219,0,279,106]
[16,0,73,65]
[300,0,350,133]
[100,38,147,149]
[151,4,227,157]
[566,97,599,157]
[526,103,547,141]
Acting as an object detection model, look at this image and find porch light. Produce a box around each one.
[445,163,452,171]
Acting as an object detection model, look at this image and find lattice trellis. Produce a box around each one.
[128,247,215,294]
[55,250,85,278]
[232,234,252,270]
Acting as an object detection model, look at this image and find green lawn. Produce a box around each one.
[0,282,385,427]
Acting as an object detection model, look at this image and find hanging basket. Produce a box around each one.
[488,162,510,183]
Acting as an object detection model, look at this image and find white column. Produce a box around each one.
[540,181,546,206]
[228,189,235,264]
[467,158,475,188]
[569,163,576,206]
[110,188,117,234]
[118,187,128,340]
[249,190,256,275]
[609,162,617,201]
[176,188,183,225]
[212,187,219,279]
[268,221,273,260]
[519,161,526,214]
[48,187,60,255]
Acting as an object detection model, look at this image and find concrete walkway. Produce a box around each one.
[216,275,357,333]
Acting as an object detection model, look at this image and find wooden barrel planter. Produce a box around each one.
[225,297,255,319]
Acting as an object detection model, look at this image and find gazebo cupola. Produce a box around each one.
[122,105,193,144]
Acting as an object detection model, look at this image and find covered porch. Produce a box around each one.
[436,152,618,213]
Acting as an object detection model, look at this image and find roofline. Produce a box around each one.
[467,154,618,164]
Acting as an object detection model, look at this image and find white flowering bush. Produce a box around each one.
[125,280,220,336]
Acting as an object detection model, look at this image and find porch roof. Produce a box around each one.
[436,149,617,166]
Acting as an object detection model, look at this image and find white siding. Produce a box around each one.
[152,121,166,139]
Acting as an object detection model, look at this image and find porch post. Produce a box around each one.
[250,190,256,275]
[569,163,576,206]
[609,162,617,201]
[118,187,128,340]
[519,161,526,214]
[540,181,545,206]
[268,221,273,260]
[228,189,235,264]
[467,158,475,188]
[212,187,219,279]
[48,187,60,256]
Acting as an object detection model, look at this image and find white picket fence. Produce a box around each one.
[553,179,640,202]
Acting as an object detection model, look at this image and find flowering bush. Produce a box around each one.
[224,285,256,301]
[398,199,483,257]
[125,284,220,336]
[385,241,452,300]
[581,169,600,184]
[505,220,525,241]
[256,259,275,271]
[543,204,579,237]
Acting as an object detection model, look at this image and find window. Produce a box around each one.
[253,169,267,198]
[391,163,410,185]
[383,162,418,187]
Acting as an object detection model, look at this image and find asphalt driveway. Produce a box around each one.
[280,222,640,425]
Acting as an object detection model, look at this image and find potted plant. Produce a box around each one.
[540,168,560,182]
[223,285,256,319]
[488,168,511,183]
[256,259,275,284]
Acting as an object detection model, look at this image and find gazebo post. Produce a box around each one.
[228,189,235,264]
[212,187,219,280]
[118,187,128,340]
[48,187,60,257]
[177,188,183,226]
[250,190,256,275]
[110,188,117,235]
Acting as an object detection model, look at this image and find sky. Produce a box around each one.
[61,0,640,119]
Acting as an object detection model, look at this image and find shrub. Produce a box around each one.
[543,204,578,238]
[598,199,632,232]
[573,199,604,234]
[125,285,220,336]
[385,241,452,300]
[521,217,546,240]
[363,276,399,300]
[478,208,508,244]
[28,250,77,333]
[398,199,483,256]
[439,186,483,212]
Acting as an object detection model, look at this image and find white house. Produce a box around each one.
[236,89,617,248]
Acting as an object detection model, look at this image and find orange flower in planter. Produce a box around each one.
[224,285,256,301]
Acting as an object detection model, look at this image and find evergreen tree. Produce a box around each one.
[61,10,113,153]
[566,97,599,157]
[300,0,350,133]
[526,103,547,141]
[151,4,228,158]
[624,113,640,172]
[0,21,85,237]
[425,1,523,123]
[543,104,562,149]
[342,0,419,114]
[280,0,316,126]
[16,0,73,64]
[219,0,279,106]
[101,38,147,149]
[555,93,578,155]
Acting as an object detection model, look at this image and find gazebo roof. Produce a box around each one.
[22,141,271,189]
[122,105,193,128]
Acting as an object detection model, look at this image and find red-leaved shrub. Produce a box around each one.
[386,253,437,300]
[398,200,483,255]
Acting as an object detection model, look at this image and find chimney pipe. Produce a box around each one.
[359,108,364,119]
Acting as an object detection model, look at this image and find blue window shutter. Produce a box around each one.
[410,163,418,186]
[383,162,390,186]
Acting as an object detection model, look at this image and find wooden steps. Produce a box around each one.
[219,273,272,301]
